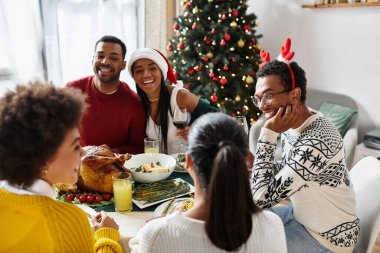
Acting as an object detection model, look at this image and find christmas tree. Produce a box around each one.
[167,0,262,124]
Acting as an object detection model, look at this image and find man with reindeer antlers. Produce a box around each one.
[250,38,359,253]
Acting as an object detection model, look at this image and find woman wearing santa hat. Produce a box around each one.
[128,48,218,154]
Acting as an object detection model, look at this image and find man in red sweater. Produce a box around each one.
[66,35,145,154]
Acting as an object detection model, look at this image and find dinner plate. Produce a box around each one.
[153,197,193,217]
[171,153,188,173]
[132,178,195,209]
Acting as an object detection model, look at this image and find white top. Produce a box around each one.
[0,179,54,198]
[251,109,358,253]
[129,210,287,253]
[146,86,189,154]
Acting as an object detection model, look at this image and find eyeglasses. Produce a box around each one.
[251,88,292,107]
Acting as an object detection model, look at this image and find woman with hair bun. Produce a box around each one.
[129,112,286,253]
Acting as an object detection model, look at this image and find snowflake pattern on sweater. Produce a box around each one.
[251,111,359,248]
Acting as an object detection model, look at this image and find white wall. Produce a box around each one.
[247,0,380,141]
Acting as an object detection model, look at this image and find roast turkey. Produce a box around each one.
[77,144,131,193]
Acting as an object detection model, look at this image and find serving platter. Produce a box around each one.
[132,178,194,209]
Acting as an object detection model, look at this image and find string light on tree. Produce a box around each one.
[168,0,262,122]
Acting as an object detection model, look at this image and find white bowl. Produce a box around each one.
[124,153,176,183]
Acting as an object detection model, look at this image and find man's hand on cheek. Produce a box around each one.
[264,104,299,133]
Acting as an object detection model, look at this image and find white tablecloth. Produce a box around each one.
[108,212,153,253]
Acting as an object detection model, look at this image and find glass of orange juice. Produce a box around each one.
[144,137,159,153]
[112,172,133,213]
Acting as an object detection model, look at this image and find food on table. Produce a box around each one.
[53,186,113,207]
[169,199,194,214]
[174,153,187,172]
[133,179,191,204]
[77,144,131,193]
[132,162,169,173]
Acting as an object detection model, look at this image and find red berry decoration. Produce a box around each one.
[104,193,112,201]
[173,23,179,30]
[95,195,104,203]
[232,10,239,16]
[66,194,75,202]
[87,195,95,204]
[224,34,231,41]
[223,65,229,71]
[188,69,194,75]
[220,77,227,86]
[177,42,184,50]
[79,195,87,203]
[211,94,218,103]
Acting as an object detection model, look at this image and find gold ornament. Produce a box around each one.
[246,75,254,84]
[206,52,214,59]
[193,7,199,14]
[237,39,245,48]
[235,95,241,102]
[230,21,237,28]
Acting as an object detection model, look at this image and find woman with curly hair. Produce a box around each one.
[0,81,122,252]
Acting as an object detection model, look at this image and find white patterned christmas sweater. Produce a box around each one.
[251,109,359,251]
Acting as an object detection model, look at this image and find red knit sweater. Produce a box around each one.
[66,76,145,154]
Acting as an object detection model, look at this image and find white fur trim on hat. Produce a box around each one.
[127,48,168,79]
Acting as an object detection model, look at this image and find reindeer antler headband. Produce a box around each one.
[259,38,296,89]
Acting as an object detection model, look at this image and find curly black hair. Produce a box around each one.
[0,81,87,187]
[256,60,307,103]
[95,35,127,59]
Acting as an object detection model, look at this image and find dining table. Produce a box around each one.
[93,171,194,253]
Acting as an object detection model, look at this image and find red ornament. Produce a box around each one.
[204,56,209,62]
[188,1,193,6]
[232,58,237,62]
[173,23,179,30]
[185,83,191,89]
[194,66,201,72]
[224,34,231,41]
[210,94,218,103]
[209,72,215,78]
[192,23,197,29]
[243,25,251,31]
[188,69,194,75]
[177,42,184,50]
[203,36,208,42]
[166,44,173,51]
[176,31,181,37]
[221,14,227,20]
[249,71,256,76]
[184,11,189,17]
[252,38,256,43]
[211,28,216,34]
[220,77,227,86]
[223,65,229,71]
[232,10,239,16]
[220,40,226,46]
[213,77,219,81]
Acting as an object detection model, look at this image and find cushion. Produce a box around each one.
[318,102,357,137]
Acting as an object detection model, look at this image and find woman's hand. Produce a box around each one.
[176,126,190,141]
[91,211,119,232]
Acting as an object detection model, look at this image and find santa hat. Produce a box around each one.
[127,48,177,84]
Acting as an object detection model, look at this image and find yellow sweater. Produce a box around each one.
[0,188,122,253]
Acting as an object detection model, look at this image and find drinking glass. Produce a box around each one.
[173,106,189,152]
[112,172,133,213]
[235,116,249,135]
[144,137,160,153]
